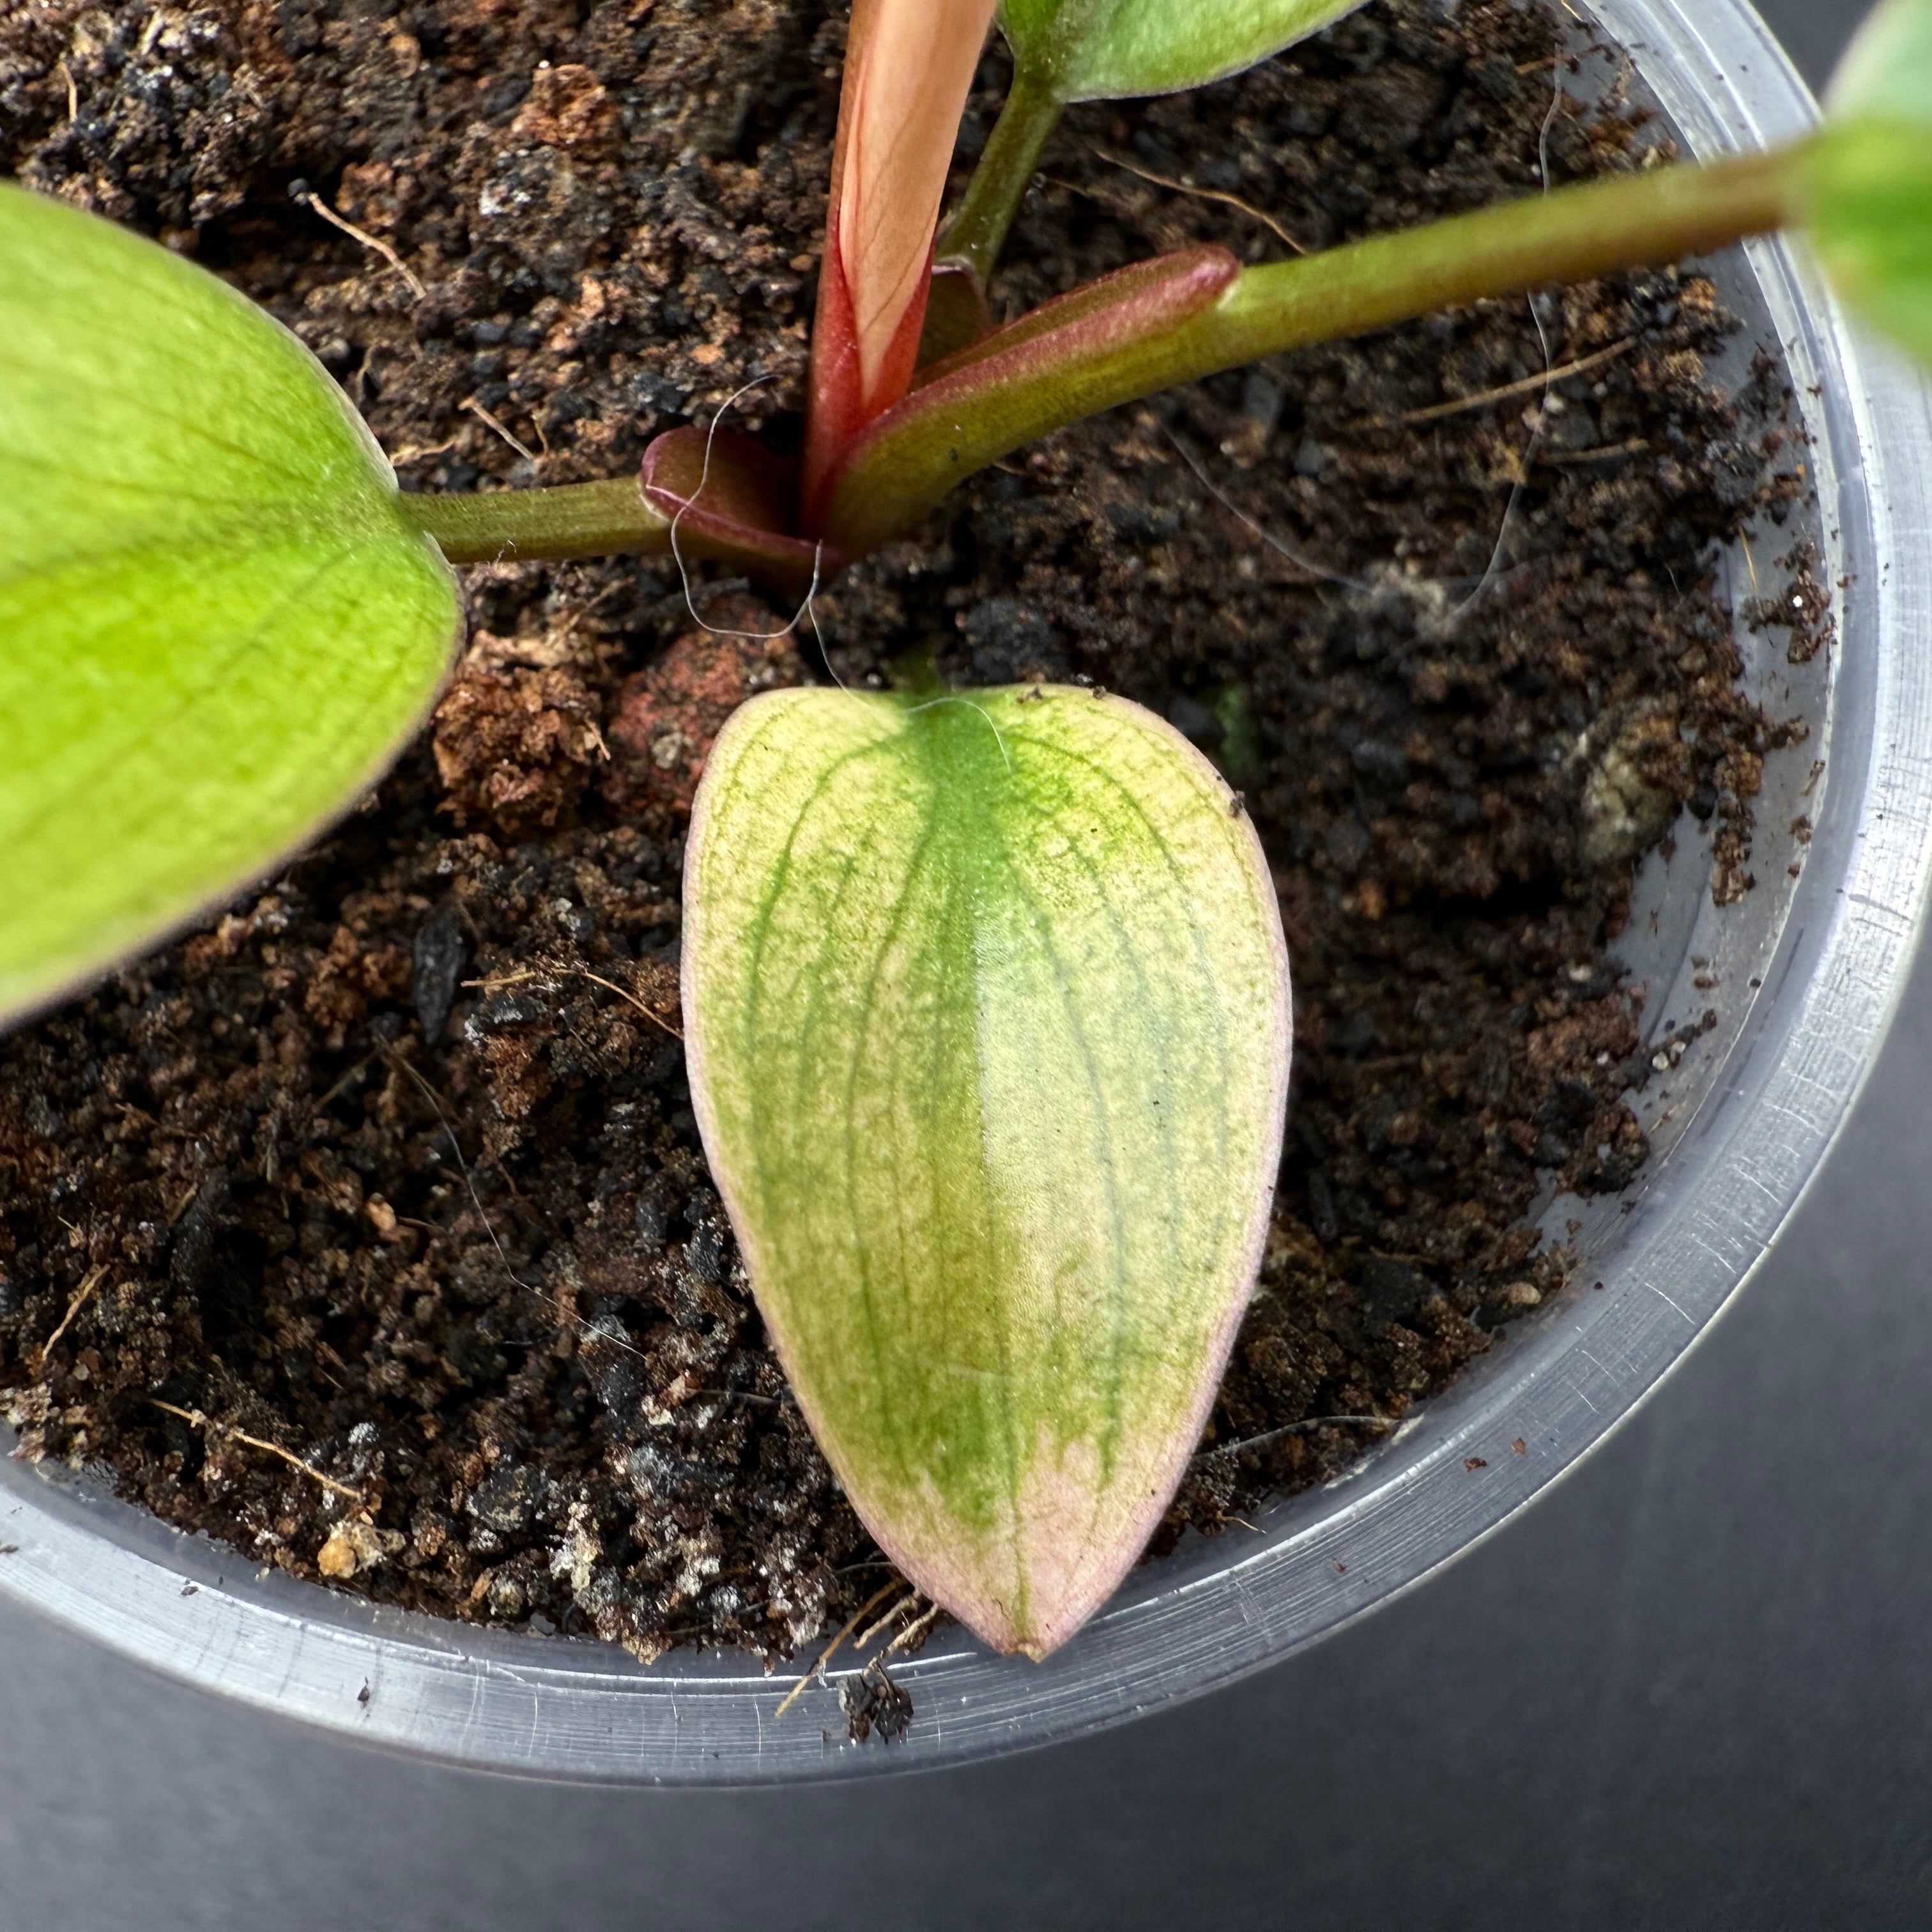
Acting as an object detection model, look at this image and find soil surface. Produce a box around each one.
[0,0,1812,1673]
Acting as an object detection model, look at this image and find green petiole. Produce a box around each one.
[824,139,1808,549]
[398,477,671,565]
[937,63,1066,288]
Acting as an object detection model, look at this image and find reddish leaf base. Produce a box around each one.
[639,427,843,593]
[817,247,1242,552]
[645,250,1241,571]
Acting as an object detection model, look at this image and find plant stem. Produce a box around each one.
[825,141,1808,553]
[398,477,671,564]
[938,65,1064,286]
[1208,144,1802,371]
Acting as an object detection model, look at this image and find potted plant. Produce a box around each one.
[2,0,1929,1772]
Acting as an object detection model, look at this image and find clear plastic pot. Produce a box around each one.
[5,0,1930,1786]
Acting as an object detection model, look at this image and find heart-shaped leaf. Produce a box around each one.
[999,0,1367,102]
[1805,0,1932,367]
[0,181,460,1022]
[682,686,1292,1657]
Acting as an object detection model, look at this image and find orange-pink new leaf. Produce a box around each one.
[804,0,995,522]
[839,0,997,407]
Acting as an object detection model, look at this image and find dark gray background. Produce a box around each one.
[0,7,1903,1928]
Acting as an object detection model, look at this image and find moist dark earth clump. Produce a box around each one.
[0,0,1811,1669]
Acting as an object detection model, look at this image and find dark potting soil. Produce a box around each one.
[0,0,1816,1670]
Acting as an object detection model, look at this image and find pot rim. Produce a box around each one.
[6,0,1929,1786]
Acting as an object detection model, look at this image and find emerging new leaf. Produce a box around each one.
[999,0,1367,102]
[682,686,1292,1656]
[804,0,999,518]
[0,183,460,1023]
[1804,0,1932,367]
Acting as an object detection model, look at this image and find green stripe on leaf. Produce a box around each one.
[682,686,1292,1656]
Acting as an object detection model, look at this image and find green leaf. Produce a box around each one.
[999,0,1366,102]
[0,181,459,1022]
[683,686,1292,1657]
[1806,0,1932,367]
[1827,0,1932,124]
